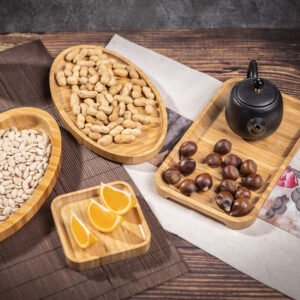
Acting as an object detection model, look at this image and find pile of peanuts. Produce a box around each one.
[55,47,158,146]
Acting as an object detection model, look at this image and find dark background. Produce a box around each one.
[0,0,299,32]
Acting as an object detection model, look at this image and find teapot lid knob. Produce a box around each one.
[254,78,264,91]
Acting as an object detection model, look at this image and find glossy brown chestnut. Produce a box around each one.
[179,179,197,196]
[180,141,198,158]
[240,159,257,177]
[215,191,234,213]
[224,154,242,167]
[178,158,196,176]
[231,197,251,217]
[213,139,232,155]
[235,186,251,199]
[222,165,239,181]
[162,168,181,185]
[244,174,263,190]
[219,179,238,194]
[195,173,213,192]
[206,152,222,168]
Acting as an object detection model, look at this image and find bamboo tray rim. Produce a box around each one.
[51,181,151,267]
[49,44,168,163]
[0,107,62,240]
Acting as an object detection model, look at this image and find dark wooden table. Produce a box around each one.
[1,30,298,299]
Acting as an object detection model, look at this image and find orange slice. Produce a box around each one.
[87,199,123,232]
[70,211,97,249]
[99,182,137,215]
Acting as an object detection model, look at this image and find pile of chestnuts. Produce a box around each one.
[162,138,264,217]
[162,141,213,196]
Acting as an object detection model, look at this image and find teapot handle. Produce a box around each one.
[247,60,258,79]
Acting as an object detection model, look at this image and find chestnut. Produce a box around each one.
[235,186,251,199]
[180,141,197,158]
[215,191,234,213]
[179,179,197,196]
[213,139,232,155]
[206,152,222,168]
[231,197,251,217]
[162,168,181,185]
[244,174,263,190]
[178,158,196,176]
[224,154,242,167]
[240,159,257,177]
[222,165,239,181]
[195,173,213,192]
[219,179,238,194]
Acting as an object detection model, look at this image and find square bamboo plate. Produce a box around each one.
[51,181,151,270]
[155,78,300,229]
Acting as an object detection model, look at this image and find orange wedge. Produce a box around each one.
[99,182,137,215]
[87,199,123,232]
[70,211,97,249]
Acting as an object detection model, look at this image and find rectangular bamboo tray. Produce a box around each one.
[51,181,151,270]
[155,78,300,229]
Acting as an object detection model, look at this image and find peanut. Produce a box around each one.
[80,103,89,116]
[72,104,80,116]
[145,104,154,115]
[78,90,97,99]
[114,69,128,77]
[108,117,124,129]
[113,63,126,69]
[64,63,73,77]
[114,134,136,144]
[70,93,80,107]
[109,84,123,95]
[119,102,126,116]
[80,66,88,77]
[97,135,113,146]
[121,82,133,96]
[91,125,110,134]
[89,132,101,141]
[127,66,139,79]
[79,77,88,85]
[122,120,138,129]
[65,48,80,61]
[131,78,146,87]
[142,86,155,99]
[132,85,142,98]
[127,103,138,114]
[110,125,124,137]
[114,95,133,104]
[84,98,95,106]
[86,106,97,116]
[94,82,105,93]
[67,76,78,85]
[132,114,151,124]
[122,128,142,137]
[77,60,95,67]
[76,114,85,129]
[96,111,108,124]
[87,48,103,56]
[56,71,67,86]
[73,48,88,63]
[89,74,99,84]
[123,111,132,120]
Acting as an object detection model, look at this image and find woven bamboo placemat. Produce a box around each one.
[0,40,188,300]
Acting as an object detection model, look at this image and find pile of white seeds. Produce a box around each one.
[0,127,52,222]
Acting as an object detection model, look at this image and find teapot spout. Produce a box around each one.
[247,60,258,79]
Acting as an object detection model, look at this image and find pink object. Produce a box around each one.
[277,167,299,188]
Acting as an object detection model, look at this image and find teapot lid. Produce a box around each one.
[235,60,279,108]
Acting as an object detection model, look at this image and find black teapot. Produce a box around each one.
[225,60,283,140]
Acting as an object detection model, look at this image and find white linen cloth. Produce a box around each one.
[107,34,300,299]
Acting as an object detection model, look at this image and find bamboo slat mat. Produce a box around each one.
[0,40,188,300]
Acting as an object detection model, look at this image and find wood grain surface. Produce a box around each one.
[1,29,298,299]
[156,78,300,229]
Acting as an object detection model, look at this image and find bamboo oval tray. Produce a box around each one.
[49,45,168,164]
[155,78,300,229]
[0,107,62,241]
